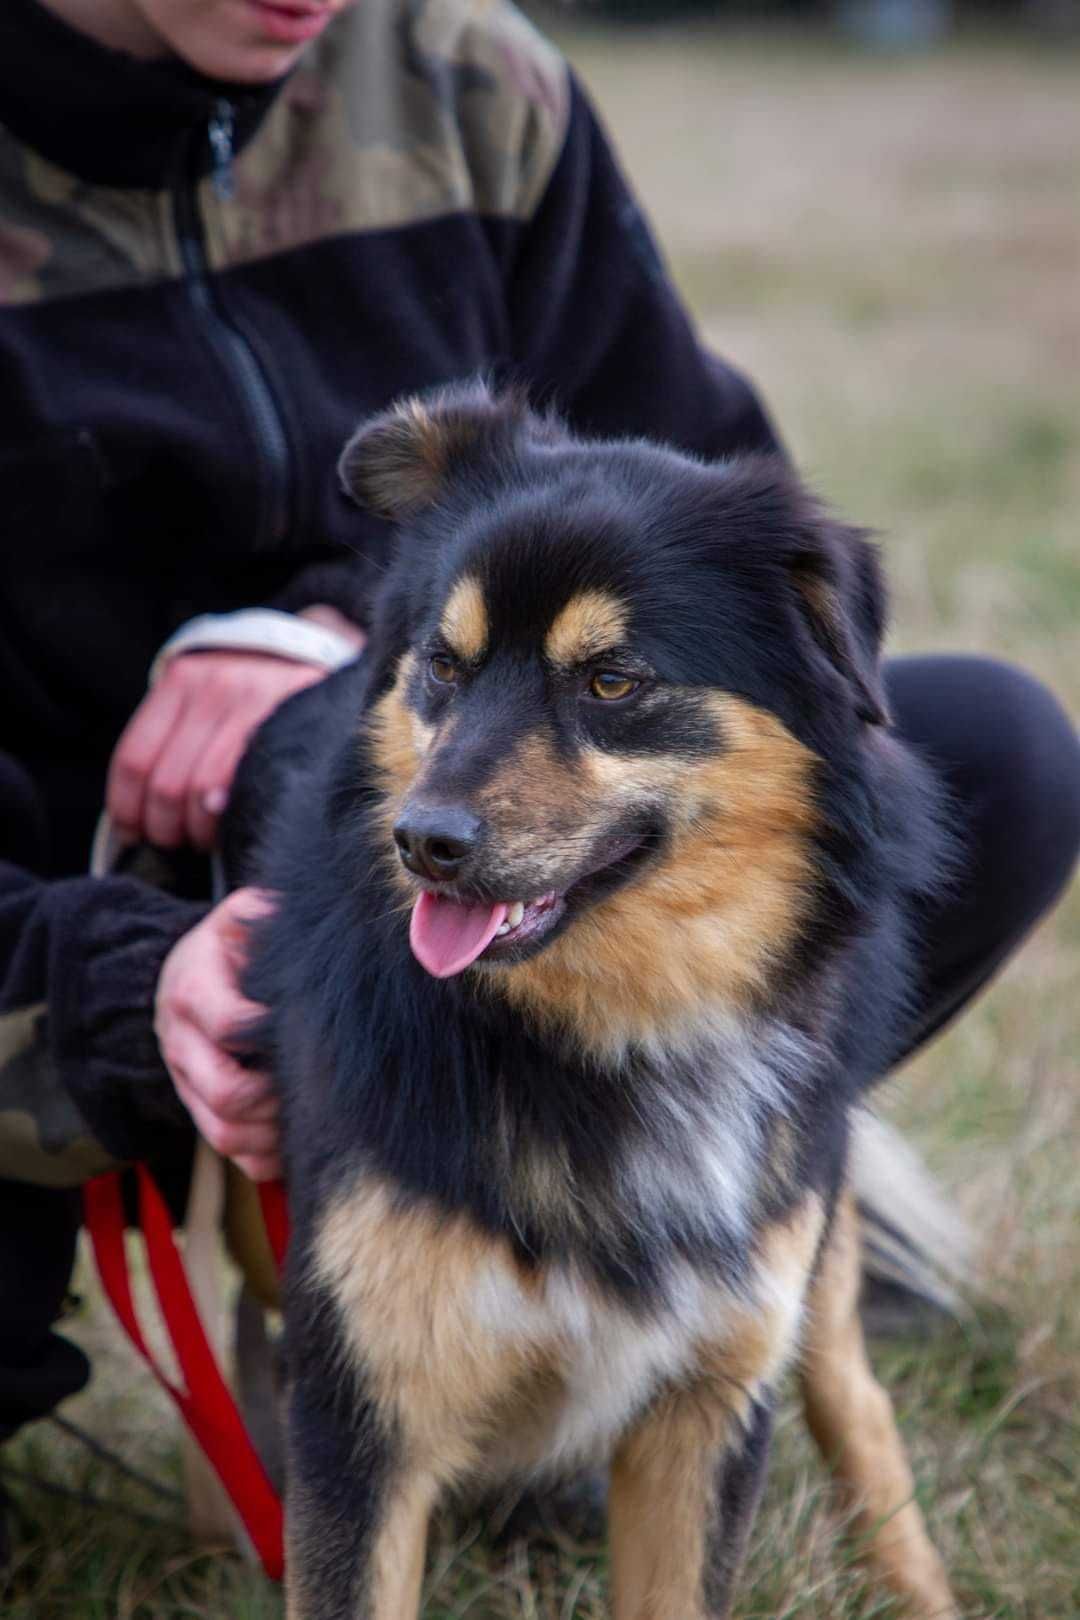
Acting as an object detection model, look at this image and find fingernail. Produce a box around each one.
[203,788,228,815]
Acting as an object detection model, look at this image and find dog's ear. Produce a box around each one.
[338,382,539,521]
[787,517,890,727]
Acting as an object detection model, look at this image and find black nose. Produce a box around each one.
[393,803,484,883]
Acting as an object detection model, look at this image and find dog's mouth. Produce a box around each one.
[408,830,656,979]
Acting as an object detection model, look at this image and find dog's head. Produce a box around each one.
[340,384,889,1046]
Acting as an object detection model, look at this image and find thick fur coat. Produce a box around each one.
[228,384,955,1620]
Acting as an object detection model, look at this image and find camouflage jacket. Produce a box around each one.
[0,0,779,1186]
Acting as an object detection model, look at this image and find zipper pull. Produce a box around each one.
[208,99,236,200]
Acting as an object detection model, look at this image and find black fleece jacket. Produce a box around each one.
[0,0,781,1178]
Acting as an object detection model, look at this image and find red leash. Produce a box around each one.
[83,1166,289,1580]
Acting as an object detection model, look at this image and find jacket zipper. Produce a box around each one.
[172,100,291,548]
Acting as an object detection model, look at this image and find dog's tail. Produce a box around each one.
[850,1109,972,1325]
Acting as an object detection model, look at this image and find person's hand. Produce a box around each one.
[106,607,365,850]
[107,651,321,851]
[155,887,281,1181]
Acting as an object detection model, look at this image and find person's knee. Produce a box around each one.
[888,654,1079,958]
[963,660,1080,906]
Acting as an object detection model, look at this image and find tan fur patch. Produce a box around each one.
[368,1472,438,1619]
[473,729,599,885]
[313,1177,558,1485]
[608,1196,824,1620]
[490,692,820,1055]
[609,1410,712,1620]
[701,1193,825,1425]
[365,653,431,905]
[798,1195,957,1618]
[544,589,629,667]
[368,653,422,795]
[439,574,488,663]
[342,399,452,519]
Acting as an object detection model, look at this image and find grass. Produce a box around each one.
[5,19,1079,1619]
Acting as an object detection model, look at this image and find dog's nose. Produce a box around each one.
[393,803,484,883]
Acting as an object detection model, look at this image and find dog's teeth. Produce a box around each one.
[496,921,511,935]
[507,901,525,929]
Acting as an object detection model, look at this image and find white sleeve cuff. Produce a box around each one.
[148,608,360,686]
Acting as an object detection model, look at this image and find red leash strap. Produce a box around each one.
[83,1166,287,1581]
[257,1177,291,1272]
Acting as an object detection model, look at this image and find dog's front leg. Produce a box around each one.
[284,1371,435,1620]
[609,1387,773,1620]
[609,1196,825,1619]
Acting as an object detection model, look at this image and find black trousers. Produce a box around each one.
[1,656,1078,1437]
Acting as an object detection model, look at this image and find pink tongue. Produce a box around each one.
[410,891,508,978]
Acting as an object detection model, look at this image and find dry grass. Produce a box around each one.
[4,19,1078,1619]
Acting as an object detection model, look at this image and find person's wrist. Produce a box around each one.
[52,879,207,1160]
[149,608,362,687]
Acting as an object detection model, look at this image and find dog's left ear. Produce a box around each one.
[788,519,891,727]
[338,382,540,521]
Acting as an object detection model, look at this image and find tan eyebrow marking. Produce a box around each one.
[439,574,488,662]
[544,590,628,668]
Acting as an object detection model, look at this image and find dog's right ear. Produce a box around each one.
[338,382,537,521]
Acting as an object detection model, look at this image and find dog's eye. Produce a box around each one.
[429,654,459,686]
[588,672,639,702]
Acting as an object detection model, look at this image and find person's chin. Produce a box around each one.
[174,2,336,85]
[174,37,301,85]
[229,0,336,74]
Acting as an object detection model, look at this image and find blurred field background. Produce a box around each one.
[4,11,1078,1618]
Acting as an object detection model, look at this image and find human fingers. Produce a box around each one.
[155,887,278,1120]
[175,1074,282,1166]
[155,988,277,1111]
[184,704,278,850]
[142,698,224,849]
[174,656,325,848]
[158,1011,282,1170]
[180,885,278,1004]
[106,678,187,841]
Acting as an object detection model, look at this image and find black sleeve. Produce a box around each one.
[508,75,784,461]
[261,560,373,628]
[0,863,204,1173]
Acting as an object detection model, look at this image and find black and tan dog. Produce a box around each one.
[231,384,959,1618]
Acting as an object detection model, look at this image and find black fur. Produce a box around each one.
[704,1397,775,1614]
[226,384,951,1613]
[284,1278,398,1618]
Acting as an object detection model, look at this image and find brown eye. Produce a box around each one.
[589,672,638,702]
[429,654,458,685]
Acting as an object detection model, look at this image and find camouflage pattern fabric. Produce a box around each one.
[0,1003,121,1186]
[0,0,569,305]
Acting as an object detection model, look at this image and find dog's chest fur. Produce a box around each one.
[312,1014,821,1486]
[467,1251,736,1473]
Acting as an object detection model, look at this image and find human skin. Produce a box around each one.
[39,0,358,84]
[108,651,328,853]
[125,609,365,1178]
[154,888,284,1180]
